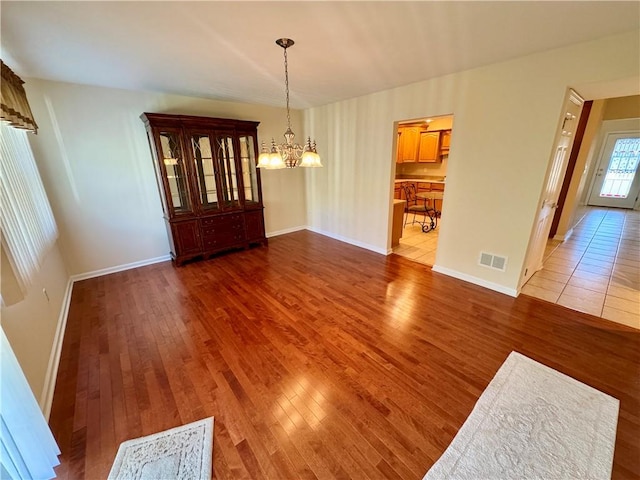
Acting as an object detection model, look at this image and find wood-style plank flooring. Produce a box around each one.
[49,231,640,479]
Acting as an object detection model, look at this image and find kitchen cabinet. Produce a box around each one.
[396,126,421,163]
[416,182,431,194]
[440,130,451,153]
[141,112,267,265]
[397,125,449,163]
[418,131,441,162]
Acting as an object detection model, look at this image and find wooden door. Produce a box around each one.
[171,220,202,258]
[521,89,584,286]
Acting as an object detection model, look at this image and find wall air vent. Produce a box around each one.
[479,252,508,272]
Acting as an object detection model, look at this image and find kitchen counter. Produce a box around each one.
[395,177,445,184]
[391,199,406,247]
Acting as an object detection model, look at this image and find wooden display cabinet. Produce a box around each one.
[141,113,267,265]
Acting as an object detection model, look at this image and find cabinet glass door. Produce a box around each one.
[239,135,260,206]
[216,135,240,209]
[158,130,192,214]
[190,133,220,211]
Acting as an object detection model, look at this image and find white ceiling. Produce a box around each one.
[2,1,639,109]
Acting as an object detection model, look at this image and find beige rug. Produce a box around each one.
[424,352,619,479]
[108,417,214,480]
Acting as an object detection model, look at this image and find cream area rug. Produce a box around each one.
[424,352,619,479]
[108,417,214,480]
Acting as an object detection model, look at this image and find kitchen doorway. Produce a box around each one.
[391,114,453,266]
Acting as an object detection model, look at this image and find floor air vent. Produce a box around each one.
[479,252,507,271]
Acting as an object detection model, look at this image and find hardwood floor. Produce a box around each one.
[49,231,640,479]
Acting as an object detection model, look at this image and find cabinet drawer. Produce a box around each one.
[202,232,245,249]
[202,222,244,237]
[201,213,243,227]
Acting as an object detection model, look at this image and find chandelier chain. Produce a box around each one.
[283,46,291,130]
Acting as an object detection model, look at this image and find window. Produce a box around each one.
[0,123,58,291]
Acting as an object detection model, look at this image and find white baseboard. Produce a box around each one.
[553,228,573,242]
[71,254,172,282]
[40,276,74,420]
[266,225,307,238]
[432,264,519,298]
[305,227,388,255]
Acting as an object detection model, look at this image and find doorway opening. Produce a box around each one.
[522,95,640,329]
[522,206,639,328]
[390,114,453,266]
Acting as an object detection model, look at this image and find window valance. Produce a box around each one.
[1,61,38,133]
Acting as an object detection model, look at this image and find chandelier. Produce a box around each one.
[257,38,322,169]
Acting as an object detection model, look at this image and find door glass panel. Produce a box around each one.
[239,135,259,205]
[159,131,191,213]
[190,134,219,210]
[217,135,240,208]
[598,137,640,198]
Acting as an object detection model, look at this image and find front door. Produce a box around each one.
[587,133,640,208]
[521,89,584,286]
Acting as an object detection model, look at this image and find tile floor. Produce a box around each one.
[522,207,640,329]
[392,212,440,266]
[394,205,639,329]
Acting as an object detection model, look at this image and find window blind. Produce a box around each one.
[0,123,58,292]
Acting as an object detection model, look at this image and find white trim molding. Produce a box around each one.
[39,276,74,420]
[70,255,171,282]
[432,264,519,298]
[266,225,307,238]
[305,227,388,255]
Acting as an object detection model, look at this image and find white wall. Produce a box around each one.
[24,79,307,276]
[304,30,640,294]
[1,241,70,414]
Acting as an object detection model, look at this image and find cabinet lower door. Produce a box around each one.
[169,219,202,263]
[244,210,266,243]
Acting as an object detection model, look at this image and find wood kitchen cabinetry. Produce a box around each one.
[396,125,451,163]
[418,131,441,163]
[396,126,421,163]
[440,130,451,153]
[141,112,267,265]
